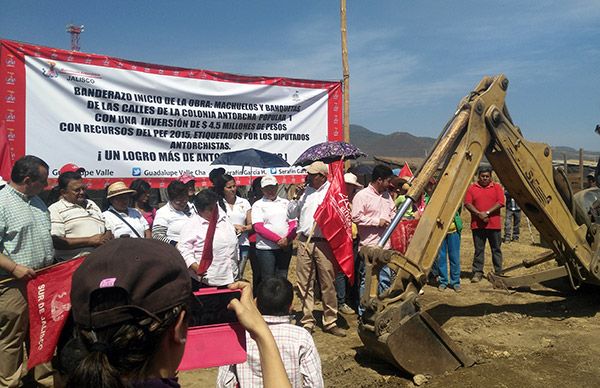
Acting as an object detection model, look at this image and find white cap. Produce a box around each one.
[261,175,278,188]
[344,173,363,188]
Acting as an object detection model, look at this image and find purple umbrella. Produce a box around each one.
[293,141,366,166]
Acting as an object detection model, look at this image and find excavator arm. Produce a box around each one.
[358,74,600,375]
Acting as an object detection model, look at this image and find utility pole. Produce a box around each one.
[340,0,350,143]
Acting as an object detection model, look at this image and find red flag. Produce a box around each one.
[390,219,419,254]
[314,160,355,284]
[27,257,85,368]
[398,161,413,178]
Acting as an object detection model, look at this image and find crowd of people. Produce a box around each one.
[0,154,517,387]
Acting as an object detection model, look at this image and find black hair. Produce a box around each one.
[130,179,153,212]
[47,172,83,205]
[11,155,49,184]
[478,165,493,175]
[166,180,188,201]
[213,174,235,211]
[192,189,219,213]
[209,168,225,184]
[62,287,185,388]
[248,177,263,204]
[255,277,293,316]
[371,164,393,182]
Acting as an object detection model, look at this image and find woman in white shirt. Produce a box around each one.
[214,174,252,280]
[250,175,296,290]
[102,181,151,238]
[152,180,196,246]
[178,189,238,287]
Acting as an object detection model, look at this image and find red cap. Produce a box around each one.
[178,172,195,184]
[59,163,85,175]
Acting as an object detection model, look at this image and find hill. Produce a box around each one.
[349,124,435,159]
[350,124,599,162]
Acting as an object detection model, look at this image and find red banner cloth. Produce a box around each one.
[0,126,12,181]
[27,257,85,368]
[314,160,355,284]
[390,219,419,254]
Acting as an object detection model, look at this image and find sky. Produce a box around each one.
[2,0,599,151]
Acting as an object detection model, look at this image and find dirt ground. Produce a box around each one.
[179,217,600,387]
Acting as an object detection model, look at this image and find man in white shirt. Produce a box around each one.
[178,189,238,286]
[49,171,112,261]
[288,161,346,337]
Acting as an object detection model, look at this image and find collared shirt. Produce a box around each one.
[465,181,505,230]
[224,196,252,246]
[216,315,324,388]
[351,184,396,248]
[251,196,290,250]
[103,206,149,238]
[287,181,330,238]
[177,208,237,286]
[49,198,107,261]
[152,202,195,244]
[0,185,54,277]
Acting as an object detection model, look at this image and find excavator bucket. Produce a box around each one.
[358,308,474,375]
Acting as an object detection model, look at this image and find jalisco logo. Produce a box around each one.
[6,110,16,122]
[5,91,16,103]
[51,292,71,322]
[5,72,16,85]
[5,56,16,67]
[41,61,59,78]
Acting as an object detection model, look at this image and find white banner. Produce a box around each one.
[25,56,333,182]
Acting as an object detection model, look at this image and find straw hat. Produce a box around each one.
[344,173,363,188]
[106,181,136,199]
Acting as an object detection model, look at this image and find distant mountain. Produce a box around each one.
[349,125,435,159]
[350,124,599,162]
[552,146,600,161]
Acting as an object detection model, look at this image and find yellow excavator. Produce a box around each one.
[358,74,600,375]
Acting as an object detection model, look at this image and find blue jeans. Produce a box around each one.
[438,232,461,287]
[504,209,521,240]
[251,248,292,290]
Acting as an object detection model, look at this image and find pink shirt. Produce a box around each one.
[351,184,396,248]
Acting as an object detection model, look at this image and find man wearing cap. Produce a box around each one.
[49,171,112,262]
[58,163,85,176]
[288,161,346,337]
[0,155,55,387]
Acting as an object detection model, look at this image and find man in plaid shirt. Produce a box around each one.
[0,156,55,387]
[217,277,324,387]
